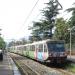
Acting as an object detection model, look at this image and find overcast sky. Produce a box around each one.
[0,0,75,42]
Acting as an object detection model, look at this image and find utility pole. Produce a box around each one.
[68,26,75,58]
[69,28,72,58]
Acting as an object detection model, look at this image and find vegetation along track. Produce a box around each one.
[43,60,75,75]
[9,53,75,75]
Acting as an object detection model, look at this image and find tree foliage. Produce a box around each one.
[66,3,75,43]
[30,20,51,40]
[54,18,69,43]
[29,0,62,41]
[0,37,6,50]
[42,0,62,37]
[8,38,27,47]
[66,3,75,27]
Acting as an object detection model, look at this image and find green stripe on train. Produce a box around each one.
[28,51,34,59]
[23,51,34,59]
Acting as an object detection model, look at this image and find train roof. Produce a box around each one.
[9,39,64,47]
[33,39,64,43]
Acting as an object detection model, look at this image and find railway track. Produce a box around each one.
[9,53,75,75]
[10,54,38,75]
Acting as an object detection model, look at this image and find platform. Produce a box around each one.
[0,53,21,75]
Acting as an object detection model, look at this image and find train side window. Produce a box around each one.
[29,45,31,51]
[44,44,47,52]
[19,47,21,50]
[18,47,19,50]
[26,45,28,50]
[17,47,19,50]
[39,44,43,52]
[21,46,23,50]
[31,45,35,51]
[36,45,39,51]
[27,45,30,50]
[24,46,26,51]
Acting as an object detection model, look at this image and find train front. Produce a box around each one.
[47,40,67,63]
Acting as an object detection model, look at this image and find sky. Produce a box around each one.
[0,0,75,42]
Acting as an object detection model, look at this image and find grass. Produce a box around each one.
[69,64,75,73]
[65,62,75,73]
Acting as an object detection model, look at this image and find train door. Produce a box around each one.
[22,46,24,55]
[43,44,48,60]
[23,46,26,56]
[26,45,29,57]
[37,44,44,61]
[34,44,38,60]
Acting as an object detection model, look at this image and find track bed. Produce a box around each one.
[9,53,74,75]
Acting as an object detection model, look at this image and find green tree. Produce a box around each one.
[8,40,15,47]
[0,37,6,50]
[43,0,62,38]
[29,21,42,41]
[8,38,27,46]
[30,20,50,40]
[66,3,75,44]
[54,18,69,43]
[29,0,62,41]
[20,38,27,45]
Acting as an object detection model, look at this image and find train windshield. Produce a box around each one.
[47,41,65,52]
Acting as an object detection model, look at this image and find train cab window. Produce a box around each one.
[44,44,47,52]
[39,44,43,52]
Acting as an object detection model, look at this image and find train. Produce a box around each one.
[8,39,67,63]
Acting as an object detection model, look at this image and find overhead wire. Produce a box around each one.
[16,0,40,36]
[21,0,40,27]
[15,0,52,40]
[7,0,73,41]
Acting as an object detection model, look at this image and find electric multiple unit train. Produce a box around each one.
[8,39,67,63]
